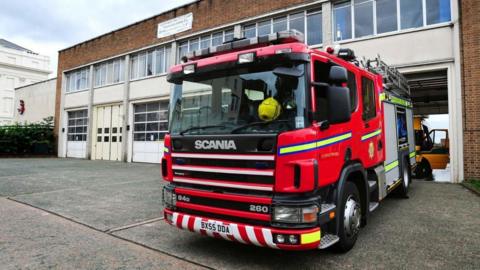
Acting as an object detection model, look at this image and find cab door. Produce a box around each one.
[359,73,382,168]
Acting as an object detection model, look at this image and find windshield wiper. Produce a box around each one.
[230,120,291,134]
[179,125,226,135]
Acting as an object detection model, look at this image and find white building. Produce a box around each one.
[0,39,51,124]
[14,78,56,123]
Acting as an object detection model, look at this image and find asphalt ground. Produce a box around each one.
[0,158,479,270]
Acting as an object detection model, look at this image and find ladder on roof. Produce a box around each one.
[365,56,410,98]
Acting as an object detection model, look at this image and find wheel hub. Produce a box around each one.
[344,196,361,237]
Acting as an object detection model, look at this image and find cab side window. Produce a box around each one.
[362,77,376,121]
[347,71,357,112]
[313,60,330,121]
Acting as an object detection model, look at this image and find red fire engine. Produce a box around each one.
[161,30,415,252]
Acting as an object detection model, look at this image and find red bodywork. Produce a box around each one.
[162,41,386,250]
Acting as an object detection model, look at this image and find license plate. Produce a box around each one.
[200,221,232,235]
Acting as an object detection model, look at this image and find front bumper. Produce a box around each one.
[164,209,321,250]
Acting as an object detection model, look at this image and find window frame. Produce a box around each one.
[65,67,90,93]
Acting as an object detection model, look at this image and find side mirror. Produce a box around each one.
[329,66,348,85]
[327,86,351,124]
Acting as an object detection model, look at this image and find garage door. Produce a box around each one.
[132,101,168,163]
[66,109,88,158]
[92,105,123,161]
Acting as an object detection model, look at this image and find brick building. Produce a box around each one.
[55,0,468,182]
[460,0,480,179]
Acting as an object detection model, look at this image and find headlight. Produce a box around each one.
[162,188,176,208]
[273,205,319,224]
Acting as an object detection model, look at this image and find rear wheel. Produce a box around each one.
[397,157,411,198]
[335,181,361,252]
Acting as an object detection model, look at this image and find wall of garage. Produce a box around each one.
[460,0,480,179]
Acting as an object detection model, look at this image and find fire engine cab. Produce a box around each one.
[161,30,415,252]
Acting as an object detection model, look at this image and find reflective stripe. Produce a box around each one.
[385,160,399,172]
[172,212,179,225]
[262,228,278,249]
[388,96,412,107]
[245,226,261,246]
[181,214,190,229]
[379,92,386,101]
[301,231,321,244]
[409,151,416,158]
[163,147,169,153]
[230,224,247,244]
[279,132,352,155]
[361,129,382,141]
[193,217,202,233]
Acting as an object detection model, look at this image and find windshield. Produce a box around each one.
[169,63,307,135]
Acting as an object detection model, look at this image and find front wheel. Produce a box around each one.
[335,181,361,252]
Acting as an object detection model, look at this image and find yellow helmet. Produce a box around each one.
[258,97,281,122]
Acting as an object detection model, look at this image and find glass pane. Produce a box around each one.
[156,48,165,75]
[400,0,423,29]
[159,122,169,131]
[354,0,374,38]
[146,51,154,76]
[97,136,102,142]
[97,128,102,134]
[147,102,160,112]
[134,113,146,122]
[146,132,159,141]
[189,39,199,52]
[147,112,160,121]
[426,0,451,25]
[165,46,172,69]
[212,32,223,46]
[159,110,168,120]
[178,42,189,59]
[307,12,322,45]
[113,60,120,83]
[147,122,159,131]
[376,0,398,34]
[273,16,287,32]
[334,2,352,41]
[224,30,234,42]
[107,62,114,84]
[289,12,305,34]
[135,104,147,113]
[257,20,271,36]
[138,53,146,77]
[112,127,117,133]
[134,123,146,131]
[243,24,256,38]
[134,133,146,141]
[100,64,106,85]
[200,35,211,49]
[112,136,117,143]
[130,56,139,79]
[104,136,109,142]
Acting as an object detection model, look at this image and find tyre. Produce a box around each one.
[335,181,361,252]
[414,159,432,180]
[397,157,411,198]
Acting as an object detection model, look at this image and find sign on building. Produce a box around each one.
[157,13,193,38]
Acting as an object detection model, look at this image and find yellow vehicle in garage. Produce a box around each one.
[413,117,449,179]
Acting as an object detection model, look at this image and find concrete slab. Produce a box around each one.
[114,181,480,270]
[11,179,166,232]
[0,198,206,270]
[0,158,160,196]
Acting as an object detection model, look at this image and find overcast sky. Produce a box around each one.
[0,0,194,77]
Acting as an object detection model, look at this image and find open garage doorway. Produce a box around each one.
[405,69,450,182]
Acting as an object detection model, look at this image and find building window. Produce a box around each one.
[400,0,423,29]
[334,2,352,41]
[177,29,234,62]
[376,0,398,34]
[354,0,374,38]
[307,9,322,45]
[94,58,125,88]
[242,9,323,46]
[426,0,451,25]
[66,67,90,93]
[67,110,88,141]
[131,45,171,80]
[333,0,451,42]
[361,77,376,121]
[133,101,169,141]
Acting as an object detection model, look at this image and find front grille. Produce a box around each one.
[173,170,274,184]
[173,157,275,169]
